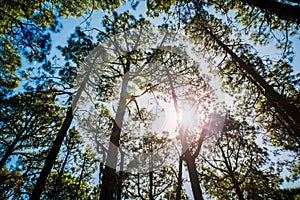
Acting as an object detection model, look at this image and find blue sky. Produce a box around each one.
[31,0,300,198]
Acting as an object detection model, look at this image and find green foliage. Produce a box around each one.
[0,92,64,199]
[42,129,99,200]
[146,0,177,17]
[121,134,179,199]
[0,0,121,92]
[162,185,189,200]
[149,0,300,187]
[198,119,282,199]
[1,0,299,199]
[0,38,20,93]
[281,186,300,200]
[57,26,97,86]
[0,167,27,199]
[44,172,93,199]
[0,92,63,160]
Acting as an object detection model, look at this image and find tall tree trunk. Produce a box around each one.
[30,66,92,200]
[238,0,300,24]
[165,67,204,200]
[116,150,124,200]
[149,142,154,200]
[100,69,130,200]
[149,171,154,200]
[230,173,245,200]
[175,156,183,200]
[202,25,300,141]
[184,151,204,200]
[50,145,72,200]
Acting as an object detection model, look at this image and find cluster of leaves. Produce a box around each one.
[0,0,122,93]
[41,129,100,200]
[198,120,283,199]
[0,92,63,198]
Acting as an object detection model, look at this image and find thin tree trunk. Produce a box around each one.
[219,142,245,200]
[149,142,154,200]
[175,156,183,200]
[149,171,154,200]
[202,25,300,140]
[100,68,130,200]
[231,173,245,200]
[165,67,204,200]
[0,138,20,170]
[72,155,87,200]
[30,65,92,200]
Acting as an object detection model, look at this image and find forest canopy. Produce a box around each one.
[0,0,299,199]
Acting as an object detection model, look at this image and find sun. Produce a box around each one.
[180,103,199,129]
[154,101,204,138]
[138,94,209,138]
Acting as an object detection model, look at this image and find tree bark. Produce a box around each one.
[184,151,204,200]
[175,157,183,200]
[100,69,130,200]
[30,65,92,200]
[238,0,300,24]
[165,65,205,200]
[202,26,300,141]
[116,150,124,200]
[149,170,154,200]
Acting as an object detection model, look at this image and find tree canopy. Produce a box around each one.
[0,0,299,199]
